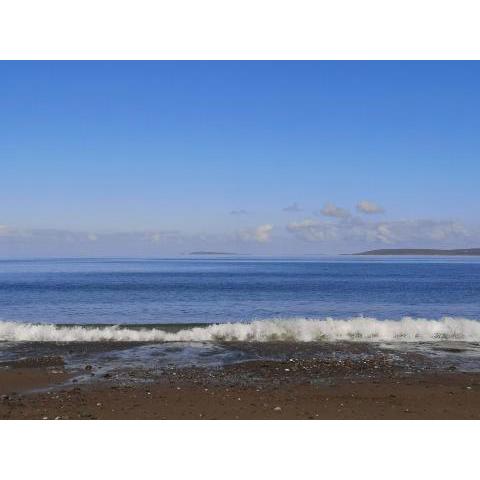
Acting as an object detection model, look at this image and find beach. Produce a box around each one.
[2,340,480,420]
[2,257,480,420]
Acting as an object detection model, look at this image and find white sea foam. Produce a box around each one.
[1,317,480,343]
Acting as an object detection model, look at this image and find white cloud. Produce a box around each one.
[283,202,302,213]
[318,202,350,218]
[287,217,469,246]
[238,224,274,243]
[356,200,384,214]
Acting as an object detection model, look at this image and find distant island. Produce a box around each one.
[189,251,239,255]
[352,248,480,256]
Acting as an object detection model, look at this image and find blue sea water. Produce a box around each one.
[1,256,480,325]
[2,256,480,375]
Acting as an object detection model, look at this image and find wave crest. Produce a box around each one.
[1,317,480,342]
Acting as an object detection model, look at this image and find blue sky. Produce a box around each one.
[1,61,480,255]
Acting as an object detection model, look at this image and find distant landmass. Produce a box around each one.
[189,251,238,255]
[352,248,480,256]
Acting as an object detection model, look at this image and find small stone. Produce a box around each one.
[466,386,472,390]
[42,416,49,420]
[85,365,93,371]
[284,368,290,372]
[96,402,102,407]
[274,406,282,411]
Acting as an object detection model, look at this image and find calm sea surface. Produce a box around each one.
[1,256,480,325]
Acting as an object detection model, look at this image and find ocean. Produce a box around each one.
[1,256,480,338]
[2,256,480,378]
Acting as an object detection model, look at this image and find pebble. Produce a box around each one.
[274,406,282,411]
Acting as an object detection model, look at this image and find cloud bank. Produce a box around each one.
[1,198,478,256]
[287,217,469,247]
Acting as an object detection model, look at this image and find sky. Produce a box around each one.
[1,61,480,256]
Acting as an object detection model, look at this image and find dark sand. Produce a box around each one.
[1,343,480,419]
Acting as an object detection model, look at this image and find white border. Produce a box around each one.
[0,0,480,59]
[1,420,479,479]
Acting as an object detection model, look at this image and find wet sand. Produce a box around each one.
[1,345,480,419]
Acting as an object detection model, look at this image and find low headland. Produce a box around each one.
[352,248,480,256]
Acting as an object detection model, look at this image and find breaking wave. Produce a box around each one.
[1,317,480,343]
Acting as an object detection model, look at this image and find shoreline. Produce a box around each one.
[1,343,479,419]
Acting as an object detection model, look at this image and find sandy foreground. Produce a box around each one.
[1,342,480,419]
